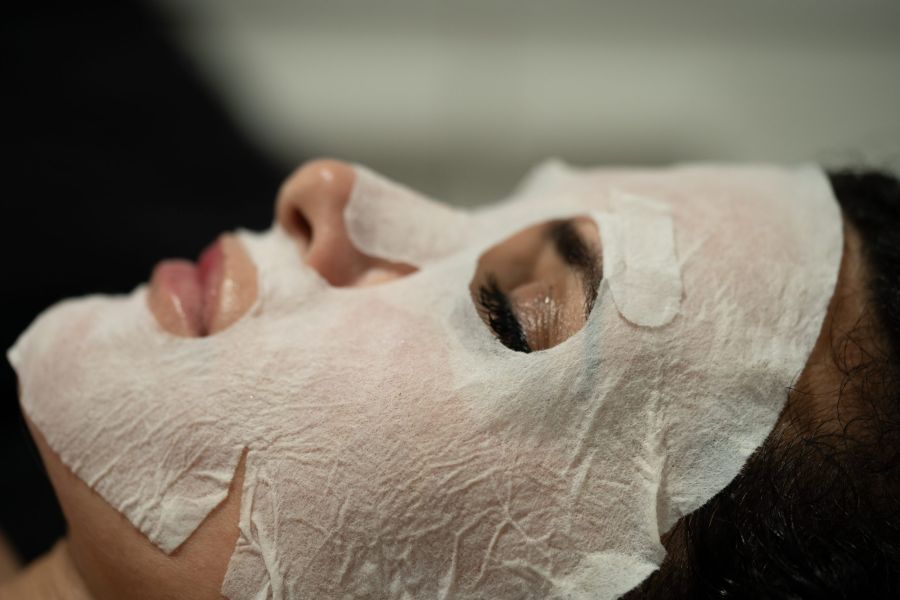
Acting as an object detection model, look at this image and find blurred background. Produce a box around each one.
[153,0,900,204]
[3,0,899,565]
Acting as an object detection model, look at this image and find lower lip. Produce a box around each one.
[149,239,225,337]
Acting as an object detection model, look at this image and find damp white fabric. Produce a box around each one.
[593,190,682,328]
[8,162,842,599]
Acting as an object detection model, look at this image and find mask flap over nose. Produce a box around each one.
[345,165,473,267]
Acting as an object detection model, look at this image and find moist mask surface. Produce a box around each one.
[8,162,843,599]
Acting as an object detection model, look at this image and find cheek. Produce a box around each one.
[279,315,599,592]
[19,281,595,598]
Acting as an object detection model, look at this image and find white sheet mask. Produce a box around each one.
[8,162,842,599]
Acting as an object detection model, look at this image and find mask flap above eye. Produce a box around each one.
[594,190,682,327]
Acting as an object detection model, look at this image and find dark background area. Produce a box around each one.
[2,0,289,562]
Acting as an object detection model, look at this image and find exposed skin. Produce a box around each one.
[0,540,92,600]
[471,217,602,351]
[774,220,872,442]
[0,533,20,584]
[274,160,417,288]
[0,161,869,599]
[147,235,259,338]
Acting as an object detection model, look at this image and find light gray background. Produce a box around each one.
[153,0,900,205]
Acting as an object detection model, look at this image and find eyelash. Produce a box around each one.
[476,276,532,353]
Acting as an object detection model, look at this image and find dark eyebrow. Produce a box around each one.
[548,219,603,317]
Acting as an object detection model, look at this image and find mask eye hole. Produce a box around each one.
[469,217,603,352]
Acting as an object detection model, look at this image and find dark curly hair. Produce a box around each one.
[623,171,900,599]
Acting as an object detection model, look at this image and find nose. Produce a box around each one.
[275,159,416,286]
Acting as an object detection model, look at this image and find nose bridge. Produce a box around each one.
[344,165,473,267]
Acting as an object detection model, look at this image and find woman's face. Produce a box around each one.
[13,159,844,599]
[145,160,601,349]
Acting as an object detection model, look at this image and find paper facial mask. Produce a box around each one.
[8,162,843,599]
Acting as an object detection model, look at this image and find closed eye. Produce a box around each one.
[470,216,603,353]
[476,276,532,353]
[548,219,603,318]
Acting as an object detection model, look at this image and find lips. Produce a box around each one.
[148,235,258,337]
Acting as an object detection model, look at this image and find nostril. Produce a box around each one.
[291,210,313,244]
[287,207,313,246]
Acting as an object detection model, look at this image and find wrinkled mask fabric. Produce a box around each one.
[8,162,843,599]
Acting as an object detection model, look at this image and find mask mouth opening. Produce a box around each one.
[147,234,260,339]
